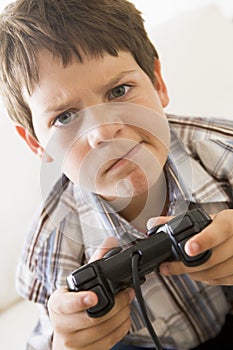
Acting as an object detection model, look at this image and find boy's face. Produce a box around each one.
[22,50,170,200]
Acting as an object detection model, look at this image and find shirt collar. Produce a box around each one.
[73,122,229,244]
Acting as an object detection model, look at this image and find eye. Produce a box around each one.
[53,111,78,127]
[109,84,131,100]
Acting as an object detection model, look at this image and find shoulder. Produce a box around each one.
[167,114,233,141]
[26,175,80,251]
[168,114,233,186]
[16,175,84,303]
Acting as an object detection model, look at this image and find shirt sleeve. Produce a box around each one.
[15,178,85,349]
[26,304,53,350]
[194,138,233,185]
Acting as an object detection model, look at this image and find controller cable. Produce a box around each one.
[131,251,163,350]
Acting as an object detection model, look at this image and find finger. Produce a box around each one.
[159,260,185,276]
[48,287,98,316]
[203,274,233,286]
[99,288,135,321]
[80,289,134,349]
[71,316,131,350]
[147,215,174,230]
[160,234,233,277]
[159,255,213,276]
[68,300,132,348]
[48,288,100,335]
[89,237,119,262]
[92,318,132,350]
[188,256,233,283]
[185,210,233,256]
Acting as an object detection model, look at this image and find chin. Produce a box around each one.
[116,175,149,198]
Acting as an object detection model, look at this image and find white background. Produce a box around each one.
[1,0,233,23]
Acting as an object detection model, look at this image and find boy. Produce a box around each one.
[0,1,233,349]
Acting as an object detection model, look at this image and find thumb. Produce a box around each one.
[147,215,174,230]
[89,237,119,262]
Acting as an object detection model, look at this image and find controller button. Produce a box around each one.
[89,285,109,312]
[73,266,96,285]
[171,216,193,236]
[103,247,122,259]
[178,240,204,263]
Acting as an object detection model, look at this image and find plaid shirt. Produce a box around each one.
[16,115,233,350]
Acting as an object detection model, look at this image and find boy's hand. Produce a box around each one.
[148,210,233,285]
[48,237,135,350]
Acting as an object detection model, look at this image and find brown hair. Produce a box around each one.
[0,0,158,138]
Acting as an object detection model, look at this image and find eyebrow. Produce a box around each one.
[42,101,74,116]
[42,69,137,116]
[101,69,137,93]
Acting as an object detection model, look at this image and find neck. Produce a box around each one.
[109,172,168,232]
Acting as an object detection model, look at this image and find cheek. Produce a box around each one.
[61,143,87,184]
[149,138,169,167]
[134,86,164,113]
[61,142,106,192]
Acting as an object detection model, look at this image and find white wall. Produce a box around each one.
[1,0,233,21]
[129,0,233,27]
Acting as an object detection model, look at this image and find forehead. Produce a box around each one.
[23,50,141,110]
[38,49,137,80]
[26,49,139,91]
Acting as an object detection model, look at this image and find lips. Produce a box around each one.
[105,142,142,173]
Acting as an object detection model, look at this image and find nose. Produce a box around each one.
[87,121,123,149]
[82,104,124,148]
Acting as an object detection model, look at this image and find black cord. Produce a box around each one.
[131,252,164,350]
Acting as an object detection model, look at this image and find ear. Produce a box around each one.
[153,59,169,108]
[15,125,53,162]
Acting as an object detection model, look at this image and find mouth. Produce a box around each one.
[105,142,143,173]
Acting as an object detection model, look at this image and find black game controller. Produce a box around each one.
[67,208,212,318]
